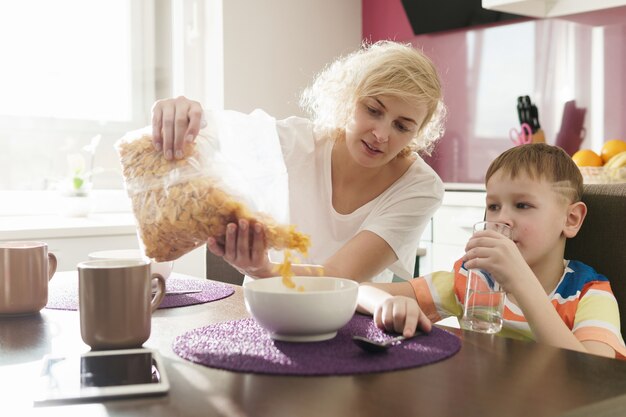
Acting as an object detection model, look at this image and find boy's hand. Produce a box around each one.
[462,230,531,292]
[373,296,432,338]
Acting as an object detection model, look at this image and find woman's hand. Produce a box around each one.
[373,296,432,338]
[206,219,273,278]
[151,96,204,160]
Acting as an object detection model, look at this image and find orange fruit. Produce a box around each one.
[571,149,603,167]
[600,139,626,164]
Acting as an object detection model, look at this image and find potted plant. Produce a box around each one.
[59,135,101,216]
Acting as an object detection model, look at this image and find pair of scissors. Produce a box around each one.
[509,122,533,146]
[517,96,541,133]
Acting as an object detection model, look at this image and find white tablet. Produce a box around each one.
[34,348,170,405]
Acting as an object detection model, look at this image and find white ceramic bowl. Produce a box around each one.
[243,276,358,342]
[87,249,174,280]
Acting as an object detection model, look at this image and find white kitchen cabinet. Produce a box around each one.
[44,236,206,278]
[45,234,206,278]
[0,214,206,278]
[45,234,141,271]
[482,0,626,18]
[420,188,486,329]
[419,189,486,276]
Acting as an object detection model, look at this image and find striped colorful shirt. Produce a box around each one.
[409,259,626,359]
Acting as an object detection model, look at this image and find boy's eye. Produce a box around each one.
[516,202,531,209]
[487,204,499,211]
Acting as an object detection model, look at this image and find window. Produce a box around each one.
[0,0,154,191]
[470,22,535,140]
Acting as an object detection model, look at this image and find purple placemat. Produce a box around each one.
[45,275,234,310]
[172,314,461,376]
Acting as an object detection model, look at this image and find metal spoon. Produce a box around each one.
[152,289,203,296]
[352,334,408,353]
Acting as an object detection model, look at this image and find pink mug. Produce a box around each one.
[78,259,166,350]
[0,241,57,315]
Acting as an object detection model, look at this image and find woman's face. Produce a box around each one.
[344,95,427,168]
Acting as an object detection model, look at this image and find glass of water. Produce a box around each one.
[460,221,512,334]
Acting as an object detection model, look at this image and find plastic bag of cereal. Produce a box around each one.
[114,109,310,266]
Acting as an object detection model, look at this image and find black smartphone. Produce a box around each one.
[34,348,169,406]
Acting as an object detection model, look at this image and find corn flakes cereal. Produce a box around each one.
[116,134,310,268]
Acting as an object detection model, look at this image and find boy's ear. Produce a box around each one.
[563,201,587,239]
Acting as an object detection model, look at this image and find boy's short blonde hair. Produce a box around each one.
[300,40,446,156]
[485,143,583,203]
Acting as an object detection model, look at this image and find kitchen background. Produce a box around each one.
[0,0,362,215]
[365,0,626,184]
[1,0,624,281]
[1,0,624,204]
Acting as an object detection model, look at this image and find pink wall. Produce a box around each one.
[363,1,626,184]
[362,0,413,42]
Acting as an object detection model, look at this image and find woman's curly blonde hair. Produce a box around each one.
[300,40,446,156]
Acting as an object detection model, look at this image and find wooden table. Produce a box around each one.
[2,272,626,417]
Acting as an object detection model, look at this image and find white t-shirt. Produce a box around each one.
[273,115,444,282]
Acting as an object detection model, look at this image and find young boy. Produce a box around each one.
[358,143,626,359]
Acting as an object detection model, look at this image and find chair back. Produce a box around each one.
[564,183,626,336]
[205,249,244,285]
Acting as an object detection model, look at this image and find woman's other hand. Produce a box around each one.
[206,220,273,278]
[151,96,204,160]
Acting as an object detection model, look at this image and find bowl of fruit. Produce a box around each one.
[573,139,626,184]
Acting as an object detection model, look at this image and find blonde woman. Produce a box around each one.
[151,41,446,283]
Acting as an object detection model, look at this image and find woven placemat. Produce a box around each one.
[172,314,461,376]
[45,275,234,310]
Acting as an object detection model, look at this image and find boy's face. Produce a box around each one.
[485,170,572,267]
